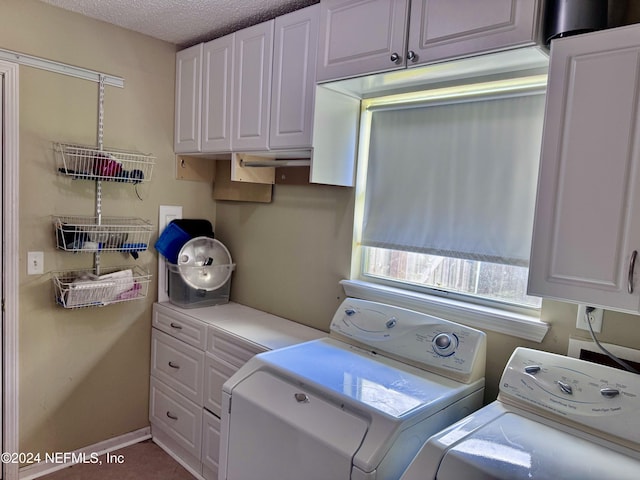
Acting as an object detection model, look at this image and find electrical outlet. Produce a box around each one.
[27,251,44,275]
[576,305,603,333]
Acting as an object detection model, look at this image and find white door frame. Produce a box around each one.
[1,59,20,480]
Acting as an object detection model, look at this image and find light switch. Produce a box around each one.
[28,251,44,275]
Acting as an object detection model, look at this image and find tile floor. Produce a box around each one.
[38,440,196,480]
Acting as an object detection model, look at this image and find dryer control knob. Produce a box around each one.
[432,333,458,356]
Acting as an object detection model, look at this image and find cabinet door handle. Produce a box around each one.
[170,322,183,330]
[166,411,178,420]
[390,52,401,64]
[407,50,417,62]
[628,250,637,294]
[168,361,180,369]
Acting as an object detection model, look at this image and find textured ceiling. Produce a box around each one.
[39,0,319,47]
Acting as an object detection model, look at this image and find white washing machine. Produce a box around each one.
[218,297,486,480]
[401,347,640,480]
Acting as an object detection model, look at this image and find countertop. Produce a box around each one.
[155,301,326,351]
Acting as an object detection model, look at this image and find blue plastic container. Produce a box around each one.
[154,222,191,264]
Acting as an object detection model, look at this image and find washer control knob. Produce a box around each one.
[600,387,620,398]
[557,381,573,395]
[525,365,541,375]
[432,333,458,356]
[345,308,356,316]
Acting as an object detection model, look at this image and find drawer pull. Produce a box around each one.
[628,250,637,294]
[168,361,180,369]
[170,322,183,330]
[166,411,178,420]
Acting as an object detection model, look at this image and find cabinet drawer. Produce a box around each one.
[206,327,265,368]
[204,353,238,417]
[149,377,203,460]
[153,304,207,349]
[151,329,204,405]
[202,409,221,480]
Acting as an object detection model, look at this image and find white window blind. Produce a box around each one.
[362,92,545,267]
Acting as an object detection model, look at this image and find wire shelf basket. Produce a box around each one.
[53,265,152,309]
[54,142,155,183]
[54,216,154,254]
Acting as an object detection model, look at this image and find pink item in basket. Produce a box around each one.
[116,281,142,300]
[93,153,122,177]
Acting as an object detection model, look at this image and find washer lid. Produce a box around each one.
[251,338,480,418]
[177,237,233,291]
[434,412,640,480]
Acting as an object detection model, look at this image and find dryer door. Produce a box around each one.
[223,370,369,480]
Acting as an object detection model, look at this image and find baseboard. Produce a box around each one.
[18,427,151,480]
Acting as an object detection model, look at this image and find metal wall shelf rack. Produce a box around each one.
[51,75,156,308]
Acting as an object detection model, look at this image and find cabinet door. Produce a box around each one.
[151,329,204,405]
[270,4,319,149]
[202,409,221,480]
[153,304,207,350]
[528,24,640,313]
[175,43,202,153]
[202,34,234,153]
[408,0,539,67]
[204,353,237,417]
[316,0,409,82]
[232,20,274,151]
[149,377,203,460]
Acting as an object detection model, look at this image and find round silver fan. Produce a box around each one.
[177,237,233,291]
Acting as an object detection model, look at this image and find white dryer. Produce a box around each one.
[219,298,487,480]
[401,347,640,480]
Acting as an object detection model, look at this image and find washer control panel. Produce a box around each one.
[329,298,486,383]
[500,347,640,443]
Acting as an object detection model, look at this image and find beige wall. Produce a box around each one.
[216,184,354,331]
[2,0,216,456]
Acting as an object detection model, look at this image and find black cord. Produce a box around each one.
[584,307,640,374]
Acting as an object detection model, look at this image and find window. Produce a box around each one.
[353,75,547,312]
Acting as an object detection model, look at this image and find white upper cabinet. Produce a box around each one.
[232,20,274,151]
[175,43,202,153]
[316,0,409,82]
[408,0,540,66]
[202,34,234,153]
[316,0,541,82]
[528,24,640,314]
[270,5,320,150]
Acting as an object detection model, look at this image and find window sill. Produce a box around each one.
[340,279,549,343]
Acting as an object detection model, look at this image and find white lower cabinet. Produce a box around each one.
[150,377,203,460]
[151,329,204,405]
[204,353,238,417]
[149,302,325,480]
[202,409,222,480]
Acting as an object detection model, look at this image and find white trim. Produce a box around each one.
[1,59,20,480]
[340,279,549,342]
[157,206,183,303]
[0,48,124,88]
[18,427,151,480]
